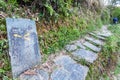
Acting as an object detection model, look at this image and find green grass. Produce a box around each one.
[0,39,11,79]
[108,24,120,75]
[86,24,120,80]
[0,2,103,78]
[39,22,101,54]
[0,17,103,79]
[39,17,102,55]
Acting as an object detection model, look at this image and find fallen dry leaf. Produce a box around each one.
[23,70,37,75]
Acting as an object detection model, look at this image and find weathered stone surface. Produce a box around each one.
[97,33,112,37]
[85,36,104,46]
[65,44,77,52]
[83,41,101,52]
[54,55,76,66]
[52,55,89,80]
[66,63,88,80]
[72,49,98,63]
[51,63,88,80]
[98,25,112,37]
[89,32,106,40]
[51,68,70,80]
[74,41,86,49]
[19,69,49,80]
[6,18,41,78]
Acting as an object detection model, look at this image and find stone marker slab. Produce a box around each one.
[72,49,98,63]
[6,18,41,78]
[83,41,101,52]
[85,36,104,46]
[52,55,89,80]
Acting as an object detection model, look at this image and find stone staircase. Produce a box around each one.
[19,25,112,80]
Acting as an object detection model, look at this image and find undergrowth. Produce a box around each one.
[0,9,103,80]
[39,15,102,56]
[0,0,104,79]
[109,24,120,76]
[86,24,120,80]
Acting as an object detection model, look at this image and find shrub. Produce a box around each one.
[111,7,120,23]
[101,8,110,24]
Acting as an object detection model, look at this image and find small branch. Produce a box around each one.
[0,14,5,18]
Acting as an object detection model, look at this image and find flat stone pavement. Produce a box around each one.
[18,25,112,80]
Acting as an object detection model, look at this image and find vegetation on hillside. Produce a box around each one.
[0,0,120,79]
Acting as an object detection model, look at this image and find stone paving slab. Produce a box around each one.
[52,55,89,80]
[65,44,77,52]
[72,49,98,63]
[54,55,76,66]
[6,18,41,78]
[97,32,112,37]
[85,36,104,46]
[51,68,70,80]
[19,69,49,80]
[74,41,86,49]
[83,41,101,52]
[89,32,106,40]
[65,63,88,80]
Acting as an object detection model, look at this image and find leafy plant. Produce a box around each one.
[111,7,120,23]
[101,8,110,24]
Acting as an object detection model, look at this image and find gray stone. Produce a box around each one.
[72,49,98,63]
[66,63,88,80]
[74,41,86,49]
[51,68,70,80]
[65,44,77,52]
[97,33,112,37]
[53,55,89,80]
[98,25,112,37]
[85,36,104,46]
[83,41,101,52]
[6,18,41,78]
[89,32,106,40]
[19,69,49,80]
[54,55,76,67]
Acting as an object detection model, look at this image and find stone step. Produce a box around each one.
[74,41,86,49]
[65,44,77,52]
[71,49,98,63]
[85,36,104,46]
[52,55,89,80]
[83,41,101,52]
[97,32,112,37]
[89,32,106,40]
